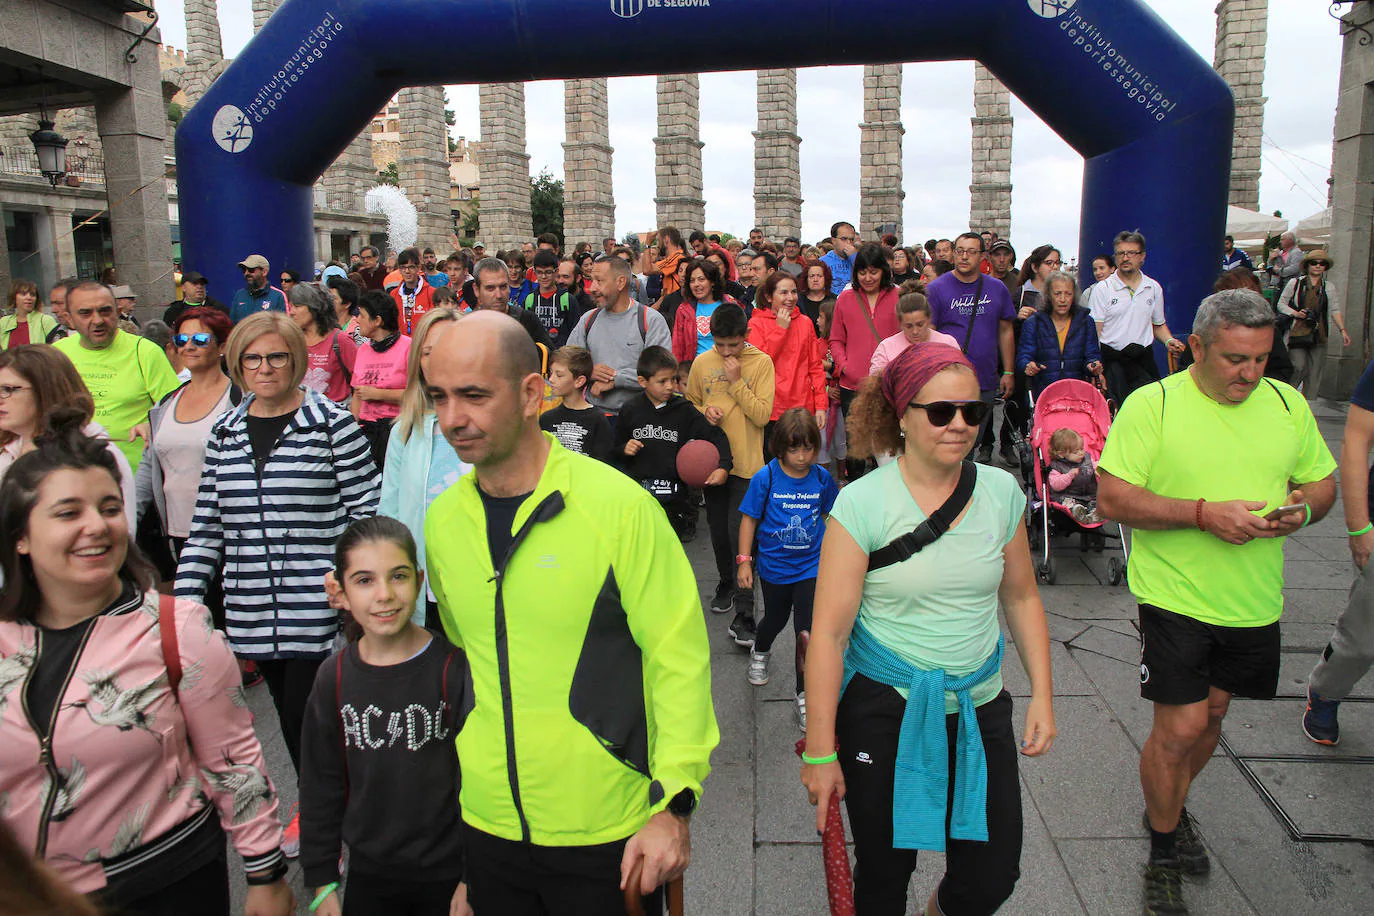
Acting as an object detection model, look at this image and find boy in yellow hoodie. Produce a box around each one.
[687,302,775,647]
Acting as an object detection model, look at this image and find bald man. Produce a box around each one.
[422,311,718,913]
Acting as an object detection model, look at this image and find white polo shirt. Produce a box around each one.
[1088,271,1166,349]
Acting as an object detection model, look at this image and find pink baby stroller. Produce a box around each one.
[1025,378,1129,586]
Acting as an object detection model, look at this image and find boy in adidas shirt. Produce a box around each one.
[540,346,614,462]
[616,346,732,541]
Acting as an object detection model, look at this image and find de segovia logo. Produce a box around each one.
[611,0,643,18]
[212,105,253,153]
[1028,0,1077,19]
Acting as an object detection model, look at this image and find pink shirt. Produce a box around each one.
[868,329,962,376]
[304,330,358,403]
[353,334,411,422]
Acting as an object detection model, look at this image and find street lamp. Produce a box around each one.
[30,112,68,188]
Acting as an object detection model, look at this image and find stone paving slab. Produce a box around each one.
[1066,624,1141,665]
[1056,837,1258,916]
[1001,640,1096,697]
[1025,583,1138,620]
[1223,697,1374,756]
[1068,645,1158,753]
[1242,758,1374,842]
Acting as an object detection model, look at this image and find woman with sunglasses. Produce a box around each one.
[175,312,379,859]
[1277,249,1349,399]
[134,307,237,626]
[0,345,134,528]
[801,343,1055,916]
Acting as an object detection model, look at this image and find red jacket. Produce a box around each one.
[390,277,436,336]
[671,296,741,365]
[830,286,901,390]
[748,308,826,419]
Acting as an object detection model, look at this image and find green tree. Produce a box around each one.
[531,169,564,247]
[619,232,641,255]
[444,92,458,154]
[377,161,399,186]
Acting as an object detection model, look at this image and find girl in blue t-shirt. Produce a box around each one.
[737,408,839,729]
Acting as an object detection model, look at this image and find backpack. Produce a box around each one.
[522,290,576,314]
[584,303,648,344]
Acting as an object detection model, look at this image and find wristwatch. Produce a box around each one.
[667,788,697,819]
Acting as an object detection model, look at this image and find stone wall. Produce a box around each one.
[859,64,903,241]
[970,63,1013,241]
[563,78,615,250]
[478,83,533,250]
[398,85,454,247]
[754,69,802,242]
[1214,0,1268,211]
[654,74,705,232]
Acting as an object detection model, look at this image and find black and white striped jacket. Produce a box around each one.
[174,388,379,659]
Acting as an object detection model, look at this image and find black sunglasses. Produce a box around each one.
[174,332,213,348]
[1311,261,1331,268]
[910,400,991,427]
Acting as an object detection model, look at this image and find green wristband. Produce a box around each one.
[801,751,838,765]
[1303,503,1313,527]
[1348,522,1373,537]
[310,883,340,913]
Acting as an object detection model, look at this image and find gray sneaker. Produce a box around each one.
[747,651,770,686]
[796,691,807,732]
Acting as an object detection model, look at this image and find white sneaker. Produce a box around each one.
[747,650,770,686]
[796,691,807,732]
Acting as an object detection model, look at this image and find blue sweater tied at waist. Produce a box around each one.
[842,619,1004,851]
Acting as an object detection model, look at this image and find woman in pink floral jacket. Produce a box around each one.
[0,410,292,915]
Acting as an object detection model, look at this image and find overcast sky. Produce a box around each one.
[159,0,1339,250]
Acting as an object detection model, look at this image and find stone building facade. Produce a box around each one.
[562,78,616,250]
[654,74,707,233]
[754,69,803,242]
[970,64,1013,241]
[859,64,904,241]
[478,83,533,252]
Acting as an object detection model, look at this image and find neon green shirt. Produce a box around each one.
[828,461,1024,713]
[54,331,181,471]
[1098,371,1335,627]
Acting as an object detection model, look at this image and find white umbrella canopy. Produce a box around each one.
[1225,206,1289,244]
[1295,207,1331,246]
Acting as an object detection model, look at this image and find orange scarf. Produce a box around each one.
[656,250,685,296]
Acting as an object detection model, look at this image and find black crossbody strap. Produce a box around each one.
[868,460,977,571]
[960,275,985,354]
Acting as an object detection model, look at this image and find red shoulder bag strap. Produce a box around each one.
[158,593,182,697]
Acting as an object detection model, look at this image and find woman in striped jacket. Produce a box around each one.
[174,313,378,858]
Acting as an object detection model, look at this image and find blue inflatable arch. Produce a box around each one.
[177,0,1233,336]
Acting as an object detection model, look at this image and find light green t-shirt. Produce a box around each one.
[55,331,181,471]
[829,460,1024,713]
[1098,370,1335,628]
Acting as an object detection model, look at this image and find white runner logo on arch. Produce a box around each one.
[212,105,253,153]
[1028,0,1077,18]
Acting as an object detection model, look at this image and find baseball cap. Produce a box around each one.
[111,285,136,299]
[181,270,209,285]
[989,240,1015,256]
[237,254,269,270]
[320,265,348,283]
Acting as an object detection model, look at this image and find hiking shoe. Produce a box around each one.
[1144,810,1209,876]
[999,444,1019,468]
[1142,858,1187,915]
[1303,690,1340,746]
[796,691,807,732]
[727,612,756,648]
[709,583,734,614]
[281,807,301,858]
[974,446,994,465]
[747,651,770,686]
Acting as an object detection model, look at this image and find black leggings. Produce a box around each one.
[755,576,815,692]
[837,679,1022,916]
[464,824,663,915]
[100,851,229,916]
[344,870,460,916]
[257,657,324,777]
[704,475,753,614]
[358,417,394,472]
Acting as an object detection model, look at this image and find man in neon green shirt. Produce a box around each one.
[54,282,181,472]
[1099,288,1336,915]
[424,310,718,912]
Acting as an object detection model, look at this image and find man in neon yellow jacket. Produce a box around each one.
[425,310,719,912]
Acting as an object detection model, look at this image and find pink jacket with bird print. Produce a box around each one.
[0,588,283,893]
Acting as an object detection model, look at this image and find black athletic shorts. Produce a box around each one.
[1138,603,1281,705]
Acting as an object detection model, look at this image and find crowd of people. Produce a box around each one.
[0,216,1367,916]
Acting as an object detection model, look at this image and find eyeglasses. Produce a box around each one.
[910,400,992,427]
[174,332,214,348]
[240,351,290,370]
[954,247,982,257]
[1044,259,1062,267]
[1115,249,1143,258]
[0,384,31,400]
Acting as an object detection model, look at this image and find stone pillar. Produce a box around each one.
[251,0,279,33]
[46,206,79,282]
[94,49,175,306]
[321,131,375,218]
[397,86,454,247]
[753,69,803,242]
[562,78,616,251]
[1324,2,1374,397]
[969,64,1013,240]
[1213,0,1268,210]
[859,64,904,241]
[477,83,532,251]
[184,0,223,60]
[654,74,705,231]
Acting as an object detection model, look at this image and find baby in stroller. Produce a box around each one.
[1048,428,1103,526]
